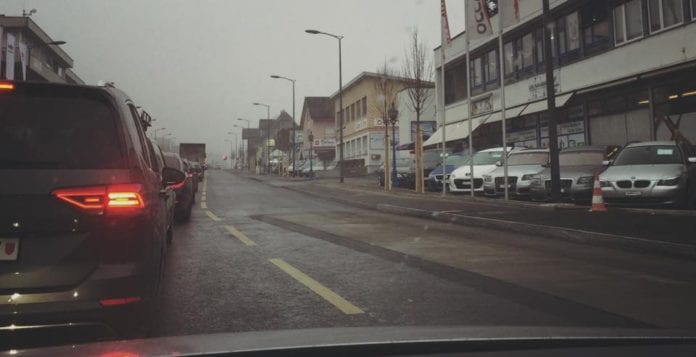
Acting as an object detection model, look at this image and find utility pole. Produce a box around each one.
[543,0,561,201]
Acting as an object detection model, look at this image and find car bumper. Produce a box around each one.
[0,264,151,349]
[449,178,484,192]
[530,184,594,201]
[483,180,534,197]
[601,185,685,206]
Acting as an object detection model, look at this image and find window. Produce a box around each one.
[503,41,516,77]
[363,135,368,154]
[558,11,580,57]
[535,28,544,65]
[484,49,498,84]
[614,0,644,45]
[581,1,611,52]
[519,33,535,70]
[128,104,152,168]
[471,57,483,88]
[649,0,683,32]
[444,59,467,104]
[362,97,367,117]
[324,127,335,138]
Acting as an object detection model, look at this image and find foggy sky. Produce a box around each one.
[1,0,465,158]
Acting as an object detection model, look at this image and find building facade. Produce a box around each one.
[429,0,696,151]
[300,97,335,163]
[1,16,83,84]
[331,72,416,172]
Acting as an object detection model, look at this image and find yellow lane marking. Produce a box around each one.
[200,201,208,209]
[201,195,207,202]
[205,210,221,221]
[224,225,257,246]
[269,258,364,315]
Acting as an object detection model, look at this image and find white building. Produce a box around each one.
[428,0,696,151]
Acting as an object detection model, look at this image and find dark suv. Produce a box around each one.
[0,81,185,348]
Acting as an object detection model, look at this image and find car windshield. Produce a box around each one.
[506,152,548,165]
[446,154,471,166]
[472,150,504,165]
[0,86,124,169]
[559,151,605,166]
[612,145,683,165]
[3,1,696,353]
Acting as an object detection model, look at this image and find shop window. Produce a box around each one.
[581,1,611,53]
[649,0,683,33]
[444,59,467,105]
[614,0,644,45]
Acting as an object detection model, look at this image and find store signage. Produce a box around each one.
[471,96,493,116]
[354,118,368,131]
[313,138,336,147]
[528,73,560,101]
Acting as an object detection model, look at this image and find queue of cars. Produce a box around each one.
[0,80,204,348]
[420,141,696,209]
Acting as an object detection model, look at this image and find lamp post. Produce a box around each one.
[270,74,297,176]
[224,138,235,170]
[388,103,399,189]
[237,118,251,170]
[253,102,271,174]
[153,127,167,140]
[227,131,239,169]
[308,131,314,178]
[305,29,344,183]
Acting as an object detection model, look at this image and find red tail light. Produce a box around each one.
[0,82,15,91]
[53,184,145,213]
[170,179,186,190]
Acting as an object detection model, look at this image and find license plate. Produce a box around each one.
[625,191,643,197]
[497,184,512,189]
[0,238,19,261]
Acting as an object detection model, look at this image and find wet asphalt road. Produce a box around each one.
[153,170,696,337]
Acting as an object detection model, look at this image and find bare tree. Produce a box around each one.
[373,61,399,191]
[402,29,433,193]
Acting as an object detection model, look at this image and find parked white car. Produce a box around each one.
[483,149,549,197]
[448,147,525,193]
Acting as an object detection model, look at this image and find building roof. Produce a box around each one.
[304,97,334,119]
[329,71,426,99]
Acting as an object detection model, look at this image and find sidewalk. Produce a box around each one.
[234,171,696,259]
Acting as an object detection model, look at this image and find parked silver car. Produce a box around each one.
[599,141,696,207]
[483,149,549,198]
[529,146,619,202]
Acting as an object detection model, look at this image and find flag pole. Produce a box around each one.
[498,3,509,200]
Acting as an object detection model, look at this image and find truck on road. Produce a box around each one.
[179,143,207,165]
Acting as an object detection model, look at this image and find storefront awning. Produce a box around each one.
[517,92,575,117]
[423,115,489,147]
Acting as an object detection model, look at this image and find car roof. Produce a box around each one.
[560,145,608,153]
[625,140,677,147]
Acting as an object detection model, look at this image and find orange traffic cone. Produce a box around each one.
[590,174,607,212]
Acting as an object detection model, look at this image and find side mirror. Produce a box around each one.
[495,161,502,167]
[162,167,186,186]
[688,157,696,164]
[602,160,611,166]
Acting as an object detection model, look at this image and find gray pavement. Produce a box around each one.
[153,170,696,339]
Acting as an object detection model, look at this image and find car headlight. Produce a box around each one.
[521,174,535,181]
[599,180,611,187]
[657,176,681,186]
[483,175,492,182]
[450,173,457,180]
[576,176,594,185]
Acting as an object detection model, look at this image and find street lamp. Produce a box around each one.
[305,28,344,183]
[270,74,297,176]
[227,131,239,169]
[153,127,167,140]
[237,118,251,170]
[388,103,399,190]
[308,131,314,178]
[253,102,271,174]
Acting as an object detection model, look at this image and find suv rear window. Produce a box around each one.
[0,85,125,169]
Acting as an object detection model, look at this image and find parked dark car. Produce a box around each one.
[0,80,185,348]
[376,158,415,188]
[427,153,470,192]
[164,152,196,221]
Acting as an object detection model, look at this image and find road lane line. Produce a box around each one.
[224,225,257,246]
[201,201,208,209]
[201,195,207,202]
[269,258,364,315]
[206,210,221,221]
